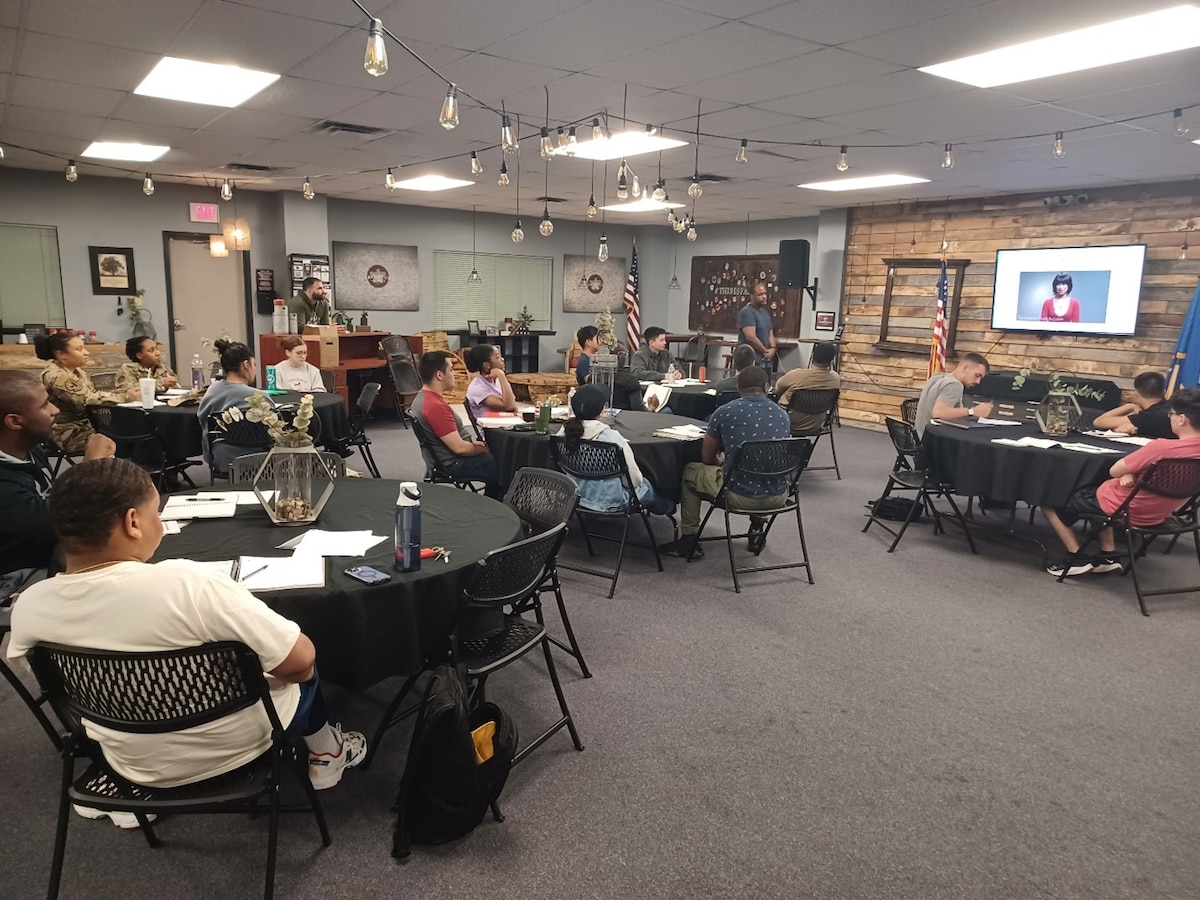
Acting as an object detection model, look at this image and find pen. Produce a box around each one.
[239,564,269,582]
[184,497,227,502]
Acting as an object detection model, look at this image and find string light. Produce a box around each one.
[689,178,703,199]
[385,167,396,190]
[512,220,524,242]
[591,118,603,141]
[617,164,628,200]
[501,115,517,154]
[1053,131,1066,159]
[142,173,154,195]
[497,161,509,186]
[512,129,523,242]
[364,18,388,77]
[687,224,698,242]
[557,127,568,149]
[586,195,597,218]
[1174,108,1189,136]
[470,151,482,175]
[65,161,78,182]
[220,178,233,201]
[302,177,314,200]
[598,233,609,262]
[631,173,641,198]
[468,205,482,284]
[735,139,748,164]
[566,127,578,155]
[438,84,459,129]
[645,124,658,136]
[836,146,848,172]
[653,180,666,203]
[539,127,554,160]
[941,143,954,169]
[539,205,554,236]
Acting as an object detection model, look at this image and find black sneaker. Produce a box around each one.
[661,537,704,559]
[1047,559,1094,577]
[747,518,767,555]
[1091,556,1123,574]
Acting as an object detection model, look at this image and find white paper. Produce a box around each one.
[703,389,717,396]
[976,417,1021,426]
[118,399,165,408]
[237,555,326,592]
[476,416,526,429]
[161,495,238,520]
[991,436,1060,449]
[653,424,707,441]
[160,388,190,397]
[161,520,189,535]
[643,383,673,411]
[279,529,388,557]
[1058,442,1123,454]
[1109,436,1153,446]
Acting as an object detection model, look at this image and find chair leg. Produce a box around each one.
[724,510,740,593]
[363,672,421,769]
[607,513,632,598]
[795,502,815,584]
[941,492,978,555]
[360,442,381,478]
[48,754,73,900]
[550,570,591,678]
[575,510,597,558]
[639,508,664,572]
[1126,527,1150,616]
[293,752,332,845]
[828,431,841,480]
[886,488,925,552]
[264,755,282,900]
[542,638,584,751]
[862,478,897,535]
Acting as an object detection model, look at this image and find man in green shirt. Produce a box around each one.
[287,278,331,331]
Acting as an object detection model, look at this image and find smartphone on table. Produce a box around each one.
[344,565,391,585]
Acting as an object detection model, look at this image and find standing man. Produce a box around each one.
[630,327,679,382]
[737,281,777,366]
[464,344,517,420]
[287,278,331,332]
[913,352,993,438]
[775,342,842,435]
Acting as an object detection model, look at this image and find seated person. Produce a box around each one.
[410,351,503,499]
[662,367,792,558]
[775,342,842,435]
[1043,388,1200,577]
[913,352,993,438]
[0,372,115,599]
[7,458,365,828]
[197,340,269,475]
[558,385,675,516]
[574,326,646,411]
[1092,371,1174,439]
[464,343,517,421]
[711,345,757,395]
[629,327,680,382]
[37,332,137,453]
[271,335,326,393]
[115,336,178,394]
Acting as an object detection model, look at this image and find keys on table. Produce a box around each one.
[419,546,452,563]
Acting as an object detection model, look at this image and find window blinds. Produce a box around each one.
[433,250,553,330]
[0,225,67,328]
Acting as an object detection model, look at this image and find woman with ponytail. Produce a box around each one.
[196,339,270,473]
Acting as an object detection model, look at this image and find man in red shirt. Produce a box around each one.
[1044,388,1200,577]
[409,350,502,498]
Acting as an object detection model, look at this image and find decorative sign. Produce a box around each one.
[189,202,220,224]
[563,254,626,312]
[688,255,799,337]
[331,241,418,310]
[814,311,836,331]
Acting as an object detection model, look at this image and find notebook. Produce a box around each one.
[161,495,238,520]
[192,556,326,591]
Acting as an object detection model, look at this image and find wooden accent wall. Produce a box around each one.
[839,181,1199,428]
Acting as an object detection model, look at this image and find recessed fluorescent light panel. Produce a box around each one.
[134,57,281,107]
[562,131,688,161]
[600,197,686,212]
[920,5,1200,88]
[391,175,474,192]
[799,174,930,192]
[80,141,170,162]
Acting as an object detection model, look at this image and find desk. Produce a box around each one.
[153,481,523,688]
[922,422,1133,508]
[484,411,705,500]
[664,383,720,421]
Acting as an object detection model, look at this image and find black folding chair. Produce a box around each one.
[1055,458,1200,615]
[86,405,199,492]
[503,468,590,677]
[387,357,422,428]
[899,397,919,425]
[205,415,273,482]
[464,399,485,441]
[785,387,841,479]
[42,438,82,479]
[380,334,416,363]
[549,436,666,598]
[25,641,331,900]
[346,381,382,477]
[410,416,484,492]
[228,451,345,485]
[0,609,66,753]
[687,438,816,592]
[715,390,739,408]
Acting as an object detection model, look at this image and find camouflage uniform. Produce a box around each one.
[115,362,178,394]
[41,363,127,453]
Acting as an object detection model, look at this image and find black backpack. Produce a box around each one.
[868,497,924,521]
[392,665,518,859]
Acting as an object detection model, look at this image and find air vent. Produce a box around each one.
[307,120,396,138]
[535,195,569,203]
[695,173,728,183]
[225,162,279,173]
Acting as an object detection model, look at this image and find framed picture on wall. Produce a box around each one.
[467,319,480,334]
[814,311,836,331]
[89,246,136,295]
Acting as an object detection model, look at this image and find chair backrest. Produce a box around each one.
[899,397,919,425]
[388,358,422,394]
[503,467,580,534]
[786,387,839,418]
[409,414,454,478]
[463,399,483,441]
[381,335,415,362]
[320,369,336,393]
[463,524,567,609]
[207,416,274,464]
[228,450,345,485]
[548,435,628,481]
[209,361,223,381]
[354,382,380,430]
[1130,458,1200,503]
[26,641,276,736]
[715,390,739,408]
[86,405,164,465]
[90,370,118,391]
[726,438,813,496]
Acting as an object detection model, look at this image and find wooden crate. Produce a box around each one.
[508,372,577,404]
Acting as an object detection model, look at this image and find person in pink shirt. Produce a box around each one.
[1044,388,1200,577]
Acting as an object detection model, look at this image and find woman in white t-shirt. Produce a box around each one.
[273,335,326,393]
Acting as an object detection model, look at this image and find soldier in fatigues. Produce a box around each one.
[36,333,135,453]
[115,336,178,394]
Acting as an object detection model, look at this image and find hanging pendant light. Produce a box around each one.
[631,173,642,199]
[364,18,388,76]
[566,127,578,155]
[592,118,603,141]
[302,177,315,200]
[501,112,517,154]
[836,146,848,172]
[221,178,233,201]
[470,151,483,175]
[941,143,955,169]
[539,162,553,236]
[557,127,568,149]
[587,195,597,218]
[686,224,698,242]
[468,205,483,284]
[616,161,628,200]
[208,234,228,258]
[512,131,523,242]
[498,161,509,186]
[512,220,524,243]
[669,244,681,290]
[1053,131,1066,159]
[688,103,704,198]
[598,233,609,262]
[735,139,748,164]
[439,84,459,129]
[653,181,666,202]
[385,168,396,190]
[142,173,154,196]
[1173,108,1189,137]
[539,128,554,160]
[65,161,78,182]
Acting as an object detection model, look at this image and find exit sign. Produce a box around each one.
[189,202,220,224]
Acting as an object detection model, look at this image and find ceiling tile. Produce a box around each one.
[240,76,379,120]
[109,94,225,130]
[331,93,436,132]
[0,26,15,73]
[232,0,366,27]
[744,0,987,46]
[202,108,319,140]
[25,0,201,53]
[10,75,127,118]
[686,48,903,105]
[374,0,590,53]
[756,69,969,120]
[14,32,161,90]
[661,0,788,18]
[401,53,574,110]
[5,106,106,142]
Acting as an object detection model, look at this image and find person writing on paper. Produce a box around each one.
[574,325,646,411]
[6,459,366,828]
[37,332,138,453]
[1091,371,1175,439]
[913,352,992,438]
[630,327,680,383]
[197,340,269,475]
[1043,388,1200,577]
[464,343,516,421]
[287,277,331,331]
[0,371,115,599]
[115,336,178,395]
[272,335,326,393]
[775,342,842,435]
[1039,273,1081,323]
[737,281,777,366]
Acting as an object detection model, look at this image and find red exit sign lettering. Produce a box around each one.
[189,202,220,223]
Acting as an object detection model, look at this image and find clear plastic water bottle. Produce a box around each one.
[567,386,576,411]
[190,353,205,390]
[666,362,678,382]
[394,482,422,573]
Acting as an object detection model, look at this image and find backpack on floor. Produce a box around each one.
[392,665,518,859]
[868,497,924,521]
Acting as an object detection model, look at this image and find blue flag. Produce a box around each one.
[1166,281,1200,397]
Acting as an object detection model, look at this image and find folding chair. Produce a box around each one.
[205,416,273,482]
[1055,458,1200,615]
[549,436,666,598]
[0,609,66,752]
[410,416,484,492]
[86,405,200,492]
[687,438,816,592]
[387,357,422,428]
[42,438,82,479]
[715,390,739,409]
[899,397,919,425]
[25,641,331,900]
[785,387,841,479]
[862,417,977,554]
[464,399,484,441]
[380,334,416,363]
[346,382,382,477]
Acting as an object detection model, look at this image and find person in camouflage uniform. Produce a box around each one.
[35,333,136,453]
[115,336,179,394]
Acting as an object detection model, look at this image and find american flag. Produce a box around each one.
[624,242,642,353]
[928,259,948,377]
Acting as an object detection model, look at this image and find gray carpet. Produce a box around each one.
[4,415,1200,899]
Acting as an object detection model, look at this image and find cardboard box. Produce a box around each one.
[302,325,340,367]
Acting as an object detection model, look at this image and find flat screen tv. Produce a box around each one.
[990,244,1147,336]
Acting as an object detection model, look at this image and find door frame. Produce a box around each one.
[162,231,254,368]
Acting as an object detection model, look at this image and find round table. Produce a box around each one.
[664,383,720,421]
[484,410,705,500]
[922,422,1133,507]
[151,391,350,461]
[153,480,523,688]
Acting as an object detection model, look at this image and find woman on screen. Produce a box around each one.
[1040,273,1081,323]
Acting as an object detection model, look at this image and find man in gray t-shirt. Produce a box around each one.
[913,353,993,437]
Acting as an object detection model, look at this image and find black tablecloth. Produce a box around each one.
[153,480,522,688]
[484,410,705,500]
[977,372,1122,408]
[151,391,350,461]
[922,422,1134,507]
[665,384,720,421]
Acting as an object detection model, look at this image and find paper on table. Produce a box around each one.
[161,520,190,535]
[639,378,705,387]
[161,495,237,520]
[238,555,326,592]
[976,417,1021,426]
[278,530,388,557]
[703,389,717,396]
[1058,442,1123,454]
[118,399,165,408]
[992,436,1060,449]
[1109,435,1153,446]
[160,388,190,397]
[654,424,707,441]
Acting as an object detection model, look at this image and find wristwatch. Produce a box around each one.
[967,405,975,417]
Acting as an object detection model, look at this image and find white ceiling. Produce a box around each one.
[1,0,1198,225]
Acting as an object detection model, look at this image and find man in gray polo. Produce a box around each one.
[737,281,776,365]
[913,352,993,437]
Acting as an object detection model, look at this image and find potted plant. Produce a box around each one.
[1012,367,1104,436]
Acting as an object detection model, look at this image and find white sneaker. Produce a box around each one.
[307,724,366,790]
[72,804,156,829]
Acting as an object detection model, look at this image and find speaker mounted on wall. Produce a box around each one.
[778,239,819,308]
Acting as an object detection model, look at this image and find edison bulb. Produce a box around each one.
[598,235,609,262]
[631,175,641,198]
[652,183,666,202]
[511,221,524,243]
[439,85,459,130]
[142,174,154,196]
[497,163,509,186]
[586,197,597,218]
[836,146,848,172]
[688,180,702,199]
[686,226,697,242]
[302,178,314,200]
[539,217,554,237]
[220,179,233,201]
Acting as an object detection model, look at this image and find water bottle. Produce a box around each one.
[667,362,678,382]
[190,353,205,390]
[567,387,576,412]
[271,299,288,334]
[394,482,422,573]
[265,364,277,391]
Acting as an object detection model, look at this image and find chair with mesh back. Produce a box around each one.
[0,609,66,753]
[503,468,589,677]
[25,641,331,900]
[715,389,739,409]
[463,399,484,441]
[345,382,382,477]
[862,417,977,555]
[319,369,336,394]
[228,451,345,485]
[410,415,483,492]
[205,416,273,482]
[42,438,83,479]
[86,405,199,492]
[1054,457,1200,615]
[687,438,816,592]
[548,436,666,598]
[900,397,919,425]
[388,357,422,428]
[785,388,841,479]
[380,335,415,363]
